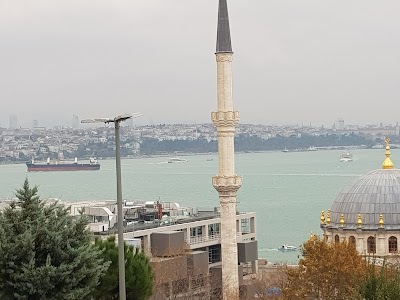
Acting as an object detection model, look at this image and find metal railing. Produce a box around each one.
[189,233,221,245]
[189,232,251,245]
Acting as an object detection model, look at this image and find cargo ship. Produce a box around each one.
[26,157,100,172]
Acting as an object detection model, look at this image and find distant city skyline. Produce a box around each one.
[2,1,400,126]
[0,114,399,130]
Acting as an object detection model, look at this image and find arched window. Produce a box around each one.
[367,236,376,254]
[349,236,356,246]
[334,235,340,243]
[389,236,398,254]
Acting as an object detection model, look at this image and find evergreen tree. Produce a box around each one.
[360,260,400,300]
[0,179,108,300]
[91,236,153,300]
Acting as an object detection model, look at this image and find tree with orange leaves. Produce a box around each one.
[283,236,366,300]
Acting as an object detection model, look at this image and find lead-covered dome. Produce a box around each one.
[330,169,400,230]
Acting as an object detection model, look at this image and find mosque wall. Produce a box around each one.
[323,228,400,257]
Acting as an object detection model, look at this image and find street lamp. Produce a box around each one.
[81,113,143,300]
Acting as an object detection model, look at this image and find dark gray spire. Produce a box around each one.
[216,0,232,53]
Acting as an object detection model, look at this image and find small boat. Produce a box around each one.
[306,146,317,151]
[278,244,297,251]
[167,157,188,163]
[340,152,353,162]
[282,148,289,153]
[206,158,213,161]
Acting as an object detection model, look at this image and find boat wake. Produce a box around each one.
[258,248,279,252]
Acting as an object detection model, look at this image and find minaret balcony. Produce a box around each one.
[211,111,240,127]
[216,53,233,62]
[212,175,242,195]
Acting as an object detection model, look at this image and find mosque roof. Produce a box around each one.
[329,169,400,230]
[216,0,232,53]
[325,138,400,230]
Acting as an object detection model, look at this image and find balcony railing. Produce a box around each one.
[189,232,253,245]
[189,233,221,245]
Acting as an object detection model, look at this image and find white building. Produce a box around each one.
[9,114,18,130]
[72,114,79,129]
[337,118,345,130]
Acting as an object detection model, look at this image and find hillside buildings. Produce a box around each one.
[0,122,399,163]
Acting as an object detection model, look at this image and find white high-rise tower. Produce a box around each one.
[72,114,79,129]
[211,1,241,299]
[9,114,18,130]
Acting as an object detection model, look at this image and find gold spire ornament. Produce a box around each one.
[357,214,362,228]
[379,214,384,228]
[320,211,325,224]
[339,213,345,227]
[326,209,331,225]
[382,138,395,169]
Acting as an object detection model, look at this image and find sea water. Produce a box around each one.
[0,149,395,263]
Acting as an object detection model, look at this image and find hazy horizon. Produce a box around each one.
[1,0,400,128]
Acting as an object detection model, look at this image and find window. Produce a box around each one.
[208,223,220,236]
[349,236,356,246]
[389,236,398,253]
[367,236,376,254]
[208,245,221,263]
[190,226,203,238]
[334,235,340,243]
[241,218,251,233]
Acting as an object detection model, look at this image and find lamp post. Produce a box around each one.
[81,113,143,300]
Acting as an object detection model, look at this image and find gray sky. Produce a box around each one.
[1,0,400,128]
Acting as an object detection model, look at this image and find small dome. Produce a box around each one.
[330,169,400,230]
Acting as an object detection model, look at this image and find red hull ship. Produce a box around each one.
[26,157,100,172]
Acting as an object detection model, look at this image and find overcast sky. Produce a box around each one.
[1,0,400,128]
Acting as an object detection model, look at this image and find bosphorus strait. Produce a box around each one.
[0,149,396,263]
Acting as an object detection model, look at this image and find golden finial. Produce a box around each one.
[310,231,316,241]
[320,211,325,224]
[357,214,362,228]
[340,213,345,227]
[326,209,331,225]
[379,214,384,228]
[382,138,394,169]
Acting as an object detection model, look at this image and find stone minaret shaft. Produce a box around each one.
[212,0,241,299]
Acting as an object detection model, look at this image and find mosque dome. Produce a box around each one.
[328,138,400,230]
[329,168,400,230]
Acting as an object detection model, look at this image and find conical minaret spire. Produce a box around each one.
[212,1,241,299]
[216,0,232,53]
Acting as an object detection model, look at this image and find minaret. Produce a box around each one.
[212,0,241,299]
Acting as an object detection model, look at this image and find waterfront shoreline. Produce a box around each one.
[0,146,377,166]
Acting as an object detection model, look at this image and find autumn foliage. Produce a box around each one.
[283,237,366,300]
